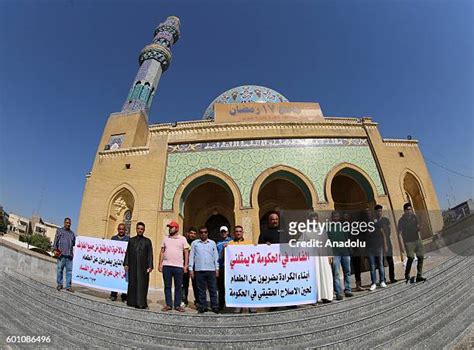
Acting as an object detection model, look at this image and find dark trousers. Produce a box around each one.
[217,266,225,309]
[384,256,396,282]
[406,257,424,278]
[196,271,218,310]
[384,243,395,282]
[182,271,199,304]
[351,255,363,283]
[163,265,184,308]
[405,240,425,278]
[110,291,127,301]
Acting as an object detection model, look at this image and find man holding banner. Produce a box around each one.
[227,225,257,313]
[109,223,129,302]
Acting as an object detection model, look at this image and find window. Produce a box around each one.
[124,210,132,236]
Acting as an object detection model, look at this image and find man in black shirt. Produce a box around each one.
[258,211,293,310]
[398,203,426,283]
[374,204,397,283]
[258,211,287,244]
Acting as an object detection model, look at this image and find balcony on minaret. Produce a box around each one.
[121,16,180,115]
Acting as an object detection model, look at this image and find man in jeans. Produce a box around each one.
[110,223,130,302]
[53,217,76,292]
[159,221,190,312]
[367,207,388,291]
[189,226,219,314]
[398,203,426,283]
[328,212,352,300]
[374,204,397,283]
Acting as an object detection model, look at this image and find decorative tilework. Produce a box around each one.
[162,140,385,210]
[122,16,179,114]
[203,86,289,120]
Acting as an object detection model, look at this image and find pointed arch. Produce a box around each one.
[324,162,381,205]
[171,168,243,215]
[400,169,433,238]
[106,183,138,237]
[251,165,319,209]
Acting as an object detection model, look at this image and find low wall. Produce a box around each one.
[0,237,56,283]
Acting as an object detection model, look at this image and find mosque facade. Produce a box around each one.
[77,16,442,288]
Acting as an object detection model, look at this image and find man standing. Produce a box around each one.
[366,208,387,291]
[110,223,130,302]
[258,211,294,310]
[159,221,190,312]
[189,226,219,314]
[53,217,76,292]
[216,225,232,310]
[346,211,366,292]
[228,225,257,313]
[182,227,199,307]
[374,204,397,283]
[328,211,353,300]
[398,203,426,283]
[124,222,153,309]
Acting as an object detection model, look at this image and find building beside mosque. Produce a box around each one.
[77,16,443,288]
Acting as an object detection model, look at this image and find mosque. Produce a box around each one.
[77,16,443,288]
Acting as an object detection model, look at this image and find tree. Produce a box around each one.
[0,207,8,233]
[29,234,52,251]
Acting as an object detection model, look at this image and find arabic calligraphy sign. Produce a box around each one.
[168,138,368,153]
[214,102,324,123]
[225,244,317,307]
[72,236,128,293]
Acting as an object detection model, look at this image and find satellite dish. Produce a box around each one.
[407,135,412,140]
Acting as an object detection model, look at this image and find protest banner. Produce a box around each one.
[72,236,128,293]
[225,244,317,307]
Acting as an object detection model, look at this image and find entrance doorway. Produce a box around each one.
[181,177,235,242]
[331,168,375,220]
[403,172,432,239]
[257,172,313,230]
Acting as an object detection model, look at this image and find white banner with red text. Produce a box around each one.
[225,244,317,307]
[72,236,128,293]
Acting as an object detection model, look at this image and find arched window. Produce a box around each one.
[123,209,132,236]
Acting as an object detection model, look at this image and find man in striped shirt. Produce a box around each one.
[53,218,76,292]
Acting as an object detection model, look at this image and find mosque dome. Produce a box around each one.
[202,85,289,120]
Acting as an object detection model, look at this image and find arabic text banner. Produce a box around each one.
[72,236,128,293]
[225,244,317,307]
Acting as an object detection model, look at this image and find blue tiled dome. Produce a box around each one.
[203,85,289,120]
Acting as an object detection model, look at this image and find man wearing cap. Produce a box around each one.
[216,225,232,310]
[158,221,190,312]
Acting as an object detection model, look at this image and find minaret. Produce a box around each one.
[121,16,181,115]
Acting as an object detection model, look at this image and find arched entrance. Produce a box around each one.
[403,172,432,239]
[205,214,231,242]
[257,170,313,228]
[330,168,376,216]
[181,175,235,242]
[106,187,135,238]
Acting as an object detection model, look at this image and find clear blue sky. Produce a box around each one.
[1,0,473,229]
